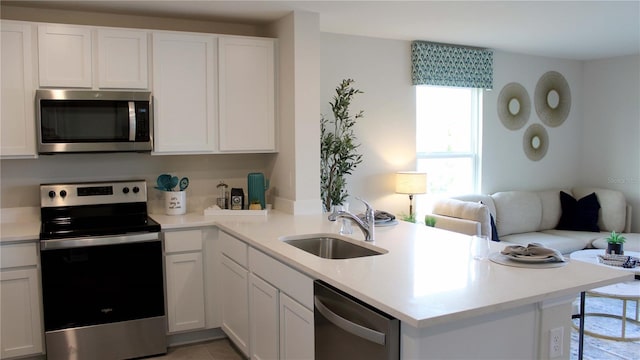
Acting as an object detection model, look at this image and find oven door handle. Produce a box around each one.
[40,232,159,250]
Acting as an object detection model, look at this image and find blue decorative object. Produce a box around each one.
[411,41,494,89]
[247,172,269,210]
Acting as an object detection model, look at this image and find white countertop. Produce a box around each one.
[2,208,632,328]
[151,211,634,328]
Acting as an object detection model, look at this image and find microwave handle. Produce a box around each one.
[128,101,136,141]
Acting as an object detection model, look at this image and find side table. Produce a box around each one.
[570,249,640,347]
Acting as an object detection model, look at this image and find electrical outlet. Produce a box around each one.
[550,327,564,358]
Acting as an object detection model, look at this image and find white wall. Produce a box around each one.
[0,153,275,213]
[320,33,416,216]
[482,51,584,193]
[581,55,640,232]
[267,11,322,214]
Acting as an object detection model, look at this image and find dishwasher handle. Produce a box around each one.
[314,296,386,346]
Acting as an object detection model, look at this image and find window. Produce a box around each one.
[415,85,482,218]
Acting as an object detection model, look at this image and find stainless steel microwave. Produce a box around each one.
[36,89,153,154]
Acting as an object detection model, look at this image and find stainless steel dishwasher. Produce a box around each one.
[314,280,400,360]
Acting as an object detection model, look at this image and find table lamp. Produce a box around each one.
[396,171,427,217]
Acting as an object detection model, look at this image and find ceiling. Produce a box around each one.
[6,1,640,60]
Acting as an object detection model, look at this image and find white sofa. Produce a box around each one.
[430,187,639,254]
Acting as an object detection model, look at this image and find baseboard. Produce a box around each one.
[167,327,227,348]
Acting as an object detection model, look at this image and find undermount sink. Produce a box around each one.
[281,234,386,259]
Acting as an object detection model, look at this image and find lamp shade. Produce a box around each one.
[395,172,427,195]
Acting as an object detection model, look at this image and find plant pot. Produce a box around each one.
[606,243,624,255]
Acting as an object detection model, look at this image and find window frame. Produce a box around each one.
[415,86,483,197]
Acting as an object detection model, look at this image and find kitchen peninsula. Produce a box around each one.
[152,211,633,360]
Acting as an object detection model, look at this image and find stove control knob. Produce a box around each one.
[48,191,56,198]
[123,187,130,194]
[132,186,140,194]
[59,190,67,198]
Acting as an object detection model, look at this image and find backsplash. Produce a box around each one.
[1,152,275,213]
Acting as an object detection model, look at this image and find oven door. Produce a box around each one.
[40,235,164,332]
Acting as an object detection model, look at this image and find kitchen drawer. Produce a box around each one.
[219,231,248,267]
[249,247,313,310]
[0,242,38,269]
[164,229,203,253]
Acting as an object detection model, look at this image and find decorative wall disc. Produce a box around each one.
[523,124,549,161]
[534,71,571,127]
[497,82,530,130]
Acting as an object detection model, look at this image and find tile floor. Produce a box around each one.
[147,339,244,360]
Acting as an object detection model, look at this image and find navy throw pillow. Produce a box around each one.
[556,191,600,232]
[479,200,500,241]
[490,213,500,242]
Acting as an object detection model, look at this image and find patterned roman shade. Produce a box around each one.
[412,41,494,89]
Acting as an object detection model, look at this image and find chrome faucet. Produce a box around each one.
[328,198,375,242]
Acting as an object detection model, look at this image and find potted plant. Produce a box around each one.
[605,231,626,255]
[425,216,437,227]
[249,199,262,210]
[400,213,416,223]
[320,79,364,212]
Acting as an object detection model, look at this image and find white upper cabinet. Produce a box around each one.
[152,32,217,154]
[38,24,149,89]
[97,29,148,89]
[1,21,37,159]
[218,36,276,152]
[38,24,92,88]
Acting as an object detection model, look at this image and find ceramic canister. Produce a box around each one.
[247,172,269,210]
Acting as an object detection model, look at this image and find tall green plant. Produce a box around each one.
[320,79,364,211]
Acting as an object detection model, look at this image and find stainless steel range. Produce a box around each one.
[39,180,166,360]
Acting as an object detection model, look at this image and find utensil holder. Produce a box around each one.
[165,191,186,215]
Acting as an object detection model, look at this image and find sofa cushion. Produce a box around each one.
[537,189,567,230]
[492,191,542,236]
[572,187,626,232]
[432,198,491,238]
[541,229,604,249]
[500,232,588,254]
[454,194,496,217]
[556,191,600,232]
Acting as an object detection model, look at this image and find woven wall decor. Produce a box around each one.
[523,124,549,161]
[497,82,530,130]
[534,71,571,127]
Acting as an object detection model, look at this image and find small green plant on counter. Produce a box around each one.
[425,216,437,227]
[400,213,416,223]
[606,231,626,244]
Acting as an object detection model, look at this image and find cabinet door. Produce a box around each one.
[279,293,314,360]
[152,32,217,154]
[38,24,92,87]
[97,28,148,89]
[249,274,279,360]
[1,21,36,159]
[0,268,43,359]
[165,252,205,333]
[218,36,275,152]
[220,254,249,357]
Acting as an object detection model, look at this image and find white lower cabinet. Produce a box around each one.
[164,229,206,333]
[249,274,279,360]
[279,293,314,360]
[220,254,250,356]
[0,242,43,359]
[219,231,314,359]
